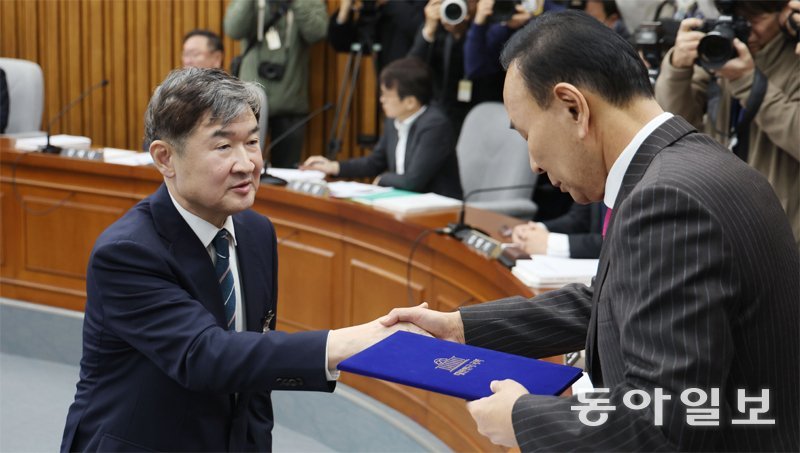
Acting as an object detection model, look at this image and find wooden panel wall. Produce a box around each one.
[0,0,377,161]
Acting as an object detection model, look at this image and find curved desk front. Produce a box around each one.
[1,143,544,452]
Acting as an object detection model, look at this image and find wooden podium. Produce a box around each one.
[1,141,544,452]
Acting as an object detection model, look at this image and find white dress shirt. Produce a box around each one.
[169,191,245,332]
[394,106,427,175]
[604,112,673,209]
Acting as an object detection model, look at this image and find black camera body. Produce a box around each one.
[695,14,751,71]
[258,61,286,81]
[490,0,542,23]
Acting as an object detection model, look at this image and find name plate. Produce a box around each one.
[60,148,103,161]
[286,180,330,197]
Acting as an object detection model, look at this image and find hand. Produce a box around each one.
[506,4,534,30]
[327,317,431,369]
[423,0,442,41]
[474,0,494,25]
[380,302,465,343]
[715,38,754,82]
[511,222,549,255]
[466,379,528,447]
[670,17,705,68]
[336,0,354,24]
[782,1,800,55]
[300,155,339,175]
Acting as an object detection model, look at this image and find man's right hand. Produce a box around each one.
[380,302,466,344]
[422,0,442,42]
[474,0,494,26]
[300,155,339,176]
[671,17,705,68]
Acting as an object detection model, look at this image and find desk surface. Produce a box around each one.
[1,142,541,452]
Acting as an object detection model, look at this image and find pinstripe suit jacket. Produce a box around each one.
[460,116,799,451]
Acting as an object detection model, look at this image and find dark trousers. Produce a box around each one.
[267,114,306,168]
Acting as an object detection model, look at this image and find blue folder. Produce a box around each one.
[338,331,583,401]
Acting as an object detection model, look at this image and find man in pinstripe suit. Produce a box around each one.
[383,10,799,451]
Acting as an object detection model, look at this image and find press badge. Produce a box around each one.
[457,79,473,103]
[266,27,282,50]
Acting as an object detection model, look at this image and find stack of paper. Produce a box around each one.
[14,134,91,151]
[512,255,599,288]
[371,192,461,215]
[327,181,393,198]
[265,168,326,183]
[103,148,154,166]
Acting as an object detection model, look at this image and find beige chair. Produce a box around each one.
[0,58,44,134]
[456,102,538,219]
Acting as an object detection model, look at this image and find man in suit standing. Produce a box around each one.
[382,10,799,451]
[301,57,462,199]
[62,68,421,452]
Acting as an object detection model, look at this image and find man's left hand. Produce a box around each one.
[466,379,528,447]
[716,38,755,81]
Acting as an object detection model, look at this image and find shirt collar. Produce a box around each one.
[394,105,427,132]
[603,112,673,209]
[168,189,237,248]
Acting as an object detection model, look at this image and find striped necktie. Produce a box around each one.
[213,229,236,331]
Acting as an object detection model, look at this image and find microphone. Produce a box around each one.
[263,102,333,165]
[441,184,537,238]
[42,79,109,154]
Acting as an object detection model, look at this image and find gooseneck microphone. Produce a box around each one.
[442,184,538,238]
[263,102,333,164]
[42,79,109,154]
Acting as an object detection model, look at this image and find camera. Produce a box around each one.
[441,0,468,25]
[490,0,543,23]
[634,20,679,82]
[258,62,286,81]
[694,2,750,71]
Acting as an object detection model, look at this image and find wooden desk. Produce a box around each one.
[1,142,540,452]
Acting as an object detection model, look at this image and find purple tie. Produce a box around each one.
[602,208,613,238]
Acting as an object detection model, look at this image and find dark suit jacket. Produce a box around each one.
[61,184,333,452]
[338,105,462,199]
[543,202,604,259]
[460,116,799,451]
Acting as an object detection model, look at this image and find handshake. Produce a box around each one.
[326,302,527,448]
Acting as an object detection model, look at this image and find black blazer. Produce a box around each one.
[62,184,334,452]
[543,202,604,259]
[338,105,462,199]
[460,116,799,451]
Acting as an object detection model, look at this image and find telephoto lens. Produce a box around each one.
[441,0,468,25]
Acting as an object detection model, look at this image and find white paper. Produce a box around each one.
[14,134,91,151]
[102,148,153,166]
[265,167,326,183]
[327,181,392,198]
[512,255,599,288]
[371,193,462,215]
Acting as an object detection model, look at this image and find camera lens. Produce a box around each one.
[697,23,736,70]
[441,0,467,25]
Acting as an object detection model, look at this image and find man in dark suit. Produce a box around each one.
[302,57,462,199]
[61,68,421,452]
[382,10,799,451]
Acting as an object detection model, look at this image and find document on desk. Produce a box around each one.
[512,255,599,288]
[265,168,326,183]
[338,331,582,401]
[370,192,461,215]
[14,134,92,151]
[327,181,394,198]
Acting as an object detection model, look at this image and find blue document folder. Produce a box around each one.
[338,331,582,400]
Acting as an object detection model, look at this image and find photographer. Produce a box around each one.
[328,0,425,73]
[655,0,799,248]
[224,0,327,168]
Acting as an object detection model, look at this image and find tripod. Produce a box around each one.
[325,18,382,160]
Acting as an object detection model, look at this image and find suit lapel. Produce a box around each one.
[150,184,227,327]
[233,215,273,332]
[585,116,697,384]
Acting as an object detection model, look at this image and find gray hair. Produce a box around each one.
[143,67,261,152]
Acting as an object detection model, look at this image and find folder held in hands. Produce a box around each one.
[338,331,582,400]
